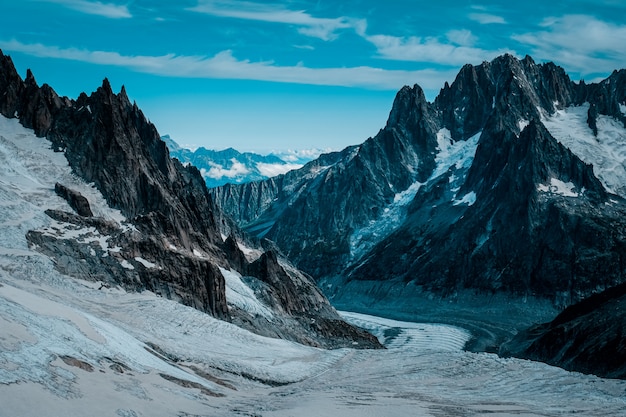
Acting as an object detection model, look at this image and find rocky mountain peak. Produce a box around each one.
[211,53,626,312]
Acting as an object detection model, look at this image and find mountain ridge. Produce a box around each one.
[0,49,381,349]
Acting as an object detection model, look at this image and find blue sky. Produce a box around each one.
[2,0,625,153]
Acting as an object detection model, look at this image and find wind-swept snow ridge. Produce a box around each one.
[349,129,480,259]
[542,104,626,197]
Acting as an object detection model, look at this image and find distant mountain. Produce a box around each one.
[0,49,381,350]
[163,135,311,188]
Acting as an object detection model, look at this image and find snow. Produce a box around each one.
[620,103,626,116]
[537,178,580,197]
[133,256,157,269]
[453,191,477,206]
[542,103,626,196]
[518,119,530,132]
[237,241,263,262]
[220,267,274,319]
[349,130,481,259]
[119,259,135,270]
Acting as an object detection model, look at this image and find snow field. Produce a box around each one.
[542,103,626,197]
[220,267,275,319]
[537,178,580,197]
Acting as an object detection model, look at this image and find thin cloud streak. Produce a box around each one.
[0,39,455,91]
[365,33,513,66]
[31,0,132,19]
[187,0,364,41]
[468,13,507,24]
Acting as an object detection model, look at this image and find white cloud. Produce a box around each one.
[365,33,512,66]
[0,39,455,90]
[256,162,302,177]
[512,15,626,75]
[273,148,334,163]
[446,29,478,47]
[468,13,507,24]
[32,0,131,19]
[187,0,364,41]
[203,159,251,179]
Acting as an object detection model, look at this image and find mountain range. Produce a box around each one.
[1,42,625,401]
[211,54,626,377]
[163,135,317,188]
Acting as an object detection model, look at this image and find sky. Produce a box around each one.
[1,0,625,154]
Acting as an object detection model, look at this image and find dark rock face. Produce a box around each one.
[0,49,381,349]
[55,183,93,217]
[501,282,626,379]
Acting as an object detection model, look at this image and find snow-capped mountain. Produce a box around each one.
[163,135,318,188]
[0,50,380,350]
[211,54,626,376]
[212,54,626,301]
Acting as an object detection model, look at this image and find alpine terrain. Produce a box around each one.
[163,135,304,188]
[1,48,626,416]
[211,54,626,376]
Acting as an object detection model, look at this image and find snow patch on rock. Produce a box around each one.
[537,178,580,197]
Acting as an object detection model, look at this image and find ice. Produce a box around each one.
[542,103,626,197]
[349,130,480,260]
[537,178,580,197]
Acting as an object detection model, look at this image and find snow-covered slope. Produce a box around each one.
[2,273,625,416]
[349,129,481,260]
[542,103,626,196]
